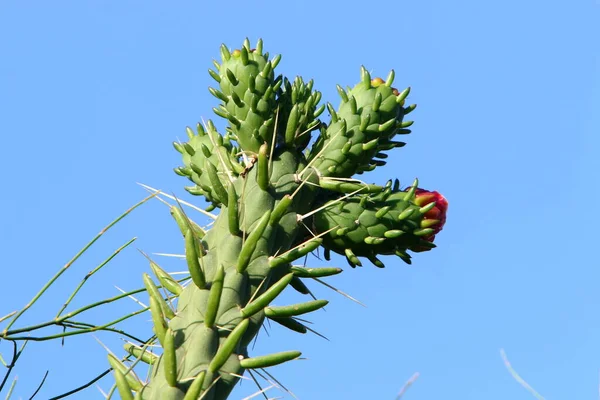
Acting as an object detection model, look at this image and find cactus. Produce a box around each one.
[128,39,448,399]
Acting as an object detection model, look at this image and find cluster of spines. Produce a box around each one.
[307,67,416,178]
[313,179,439,267]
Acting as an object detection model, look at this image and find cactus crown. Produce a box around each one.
[120,39,447,399]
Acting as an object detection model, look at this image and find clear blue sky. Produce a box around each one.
[1,1,599,399]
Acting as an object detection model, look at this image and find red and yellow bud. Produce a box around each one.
[411,188,448,251]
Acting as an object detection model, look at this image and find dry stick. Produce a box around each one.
[3,286,149,336]
[5,377,17,399]
[0,340,27,394]
[395,372,419,399]
[56,237,137,318]
[1,193,157,335]
[28,370,50,400]
[500,349,545,400]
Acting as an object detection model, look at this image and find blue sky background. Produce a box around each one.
[1,1,599,399]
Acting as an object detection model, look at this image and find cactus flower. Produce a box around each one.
[411,188,448,251]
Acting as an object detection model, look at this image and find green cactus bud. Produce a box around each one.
[312,185,448,267]
[307,67,413,178]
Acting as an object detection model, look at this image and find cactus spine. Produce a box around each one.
[127,39,447,399]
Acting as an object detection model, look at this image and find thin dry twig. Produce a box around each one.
[500,348,545,400]
[396,372,419,399]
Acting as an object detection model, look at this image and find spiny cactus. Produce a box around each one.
[120,39,448,399]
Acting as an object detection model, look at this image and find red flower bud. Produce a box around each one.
[410,188,448,252]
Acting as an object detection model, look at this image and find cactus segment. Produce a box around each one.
[267,316,308,333]
[163,328,178,387]
[264,299,328,318]
[240,273,294,318]
[108,354,143,391]
[236,211,271,273]
[124,343,158,365]
[149,260,183,296]
[290,266,343,278]
[227,183,240,235]
[170,206,206,239]
[148,294,167,346]
[208,319,250,373]
[143,273,175,320]
[289,276,311,295]
[113,366,135,400]
[205,265,225,328]
[269,238,323,268]
[257,143,269,190]
[239,351,302,369]
[185,229,206,289]
[182,371,207,400]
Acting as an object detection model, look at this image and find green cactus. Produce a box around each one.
[124,39,447,399]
